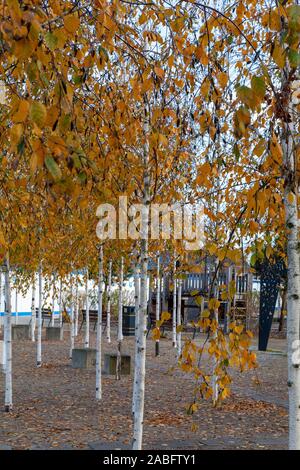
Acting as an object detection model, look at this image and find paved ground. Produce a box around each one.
[0,328,288,450]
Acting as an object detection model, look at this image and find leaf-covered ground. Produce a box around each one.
[0,330,288,450]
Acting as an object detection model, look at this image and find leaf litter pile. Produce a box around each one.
[0,331,288,450]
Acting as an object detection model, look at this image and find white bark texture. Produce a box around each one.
[176,278,182,358]
[132,257,140,414]
[132,101,150,450]
[59,279,63,328]
[85,268,89,348]
[116,257,124,380]
[37,264,42,367]
[4,256,12,411]
[106,259,112,343]
[15,289,18,325]
[31,276,36,342]
[51,273,55,327]
[282,64,300,449]
[172,258,177,348]
[155,255,160,356]
[74,279,79,337]
[96,246,103,400]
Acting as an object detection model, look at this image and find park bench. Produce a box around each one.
[79,309,109,332]
[28,308,55,327]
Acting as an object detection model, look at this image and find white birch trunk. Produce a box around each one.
[212,262,219,405]
[74,279,79,337]
[69,280,74,360]
[155,255,160,356]
[0,271,2,332]
[31,275,36,342]
[132,257,140,414]
[37,264,42,367]
[51,273,55,327]
[106,259,112,343]
[176,278,182,358]
[96,246,103,400]
[116,257,124,380]
[132,99,150,450]
[1,268,6,372]
[282,64,300,449]
[172,258,177,348]
[58,279,63,329]
[84,268,89,348]
[15,288,18,325]
[4,255,12,411]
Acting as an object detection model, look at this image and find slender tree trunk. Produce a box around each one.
[155,255,160,356]
[69,277,74,360]
[172,258,177,348]
[132,100,150,450]
[4,255,12,411]
[279,283,287,333]
[132,256,140,414]
[2,270,6,371]
[176,277,182,358]
[282,65,300,449]
[106,259,112,343]
[37,264,42,367]
[212,261,219,405]
[85,268,89,348]
[116,257,123,380]
[0,271,2,332]
[58,279,63,329]
[51,273,55,327]
[15,288,18,325]
[31,276,36,342]
[96,246,103,400]
[0,270,5,371]
[74,279,79,337]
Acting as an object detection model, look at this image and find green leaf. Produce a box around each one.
[251,76,266,100]
[30,101,47,128]
[45,156,62,180]
[236,85,256,109]
[44,32,58,51]
[288,49,300,67]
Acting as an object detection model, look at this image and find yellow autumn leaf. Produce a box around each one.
[161,311,171,322]
[64,14,80,33]
[154,66,164,79]
[272,42,285,68]
[12,100,30,123]
[0,230,6,246]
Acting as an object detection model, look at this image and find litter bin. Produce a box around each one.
[122,306,135,336]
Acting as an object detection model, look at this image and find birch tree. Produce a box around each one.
[84,268,89,349]
[51,273,56,327]
[96,246,103,400]
[172,258,177,348]
[37,264,42,367]
[132,98,150,450]
[106,259,112,344]
[132,255,141,414]
[4,255,12,411]
[58,279,63,329]
[281,47,300,449]
[31,275,36,342]
[69,275,74,360]
[14,287,18,326]
[74,279,79,337]
[176,276,182,359]
[116,257,124,380]
[155,254,160,356]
